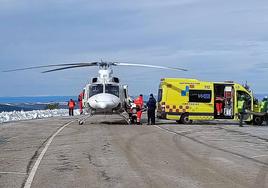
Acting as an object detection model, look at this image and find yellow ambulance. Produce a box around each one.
[157,78,254,124]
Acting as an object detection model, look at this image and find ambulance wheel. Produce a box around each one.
[253,116,263,126]
[244,120,253,125]
[180,114,192,124]
[176,120,182,124]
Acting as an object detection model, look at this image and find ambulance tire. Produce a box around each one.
[176,120,182,124]
[180,114,192,124]
[244,120,253,125]
[253,116,264,126]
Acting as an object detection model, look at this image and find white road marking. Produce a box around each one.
[222,145,246,149]
[8,136,19,141]
[153,125,177,135]
[0,171,26,175]
[153,125,190,135]
[251,155,268,158]
[23,120,74,188]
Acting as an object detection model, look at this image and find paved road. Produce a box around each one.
[1,116,268,188]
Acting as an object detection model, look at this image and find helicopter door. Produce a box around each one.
[123,85,128,99]
[82,89,85,99]
[123,85,131,109]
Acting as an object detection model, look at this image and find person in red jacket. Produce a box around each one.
[134,94,144,125]
[68,99,75,116]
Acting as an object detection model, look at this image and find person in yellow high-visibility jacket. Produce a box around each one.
[238,95,246,127]
[261,96,268,113]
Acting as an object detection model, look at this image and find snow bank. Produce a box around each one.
[0,109,80,123]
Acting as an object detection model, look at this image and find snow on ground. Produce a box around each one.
[0,109,80,123]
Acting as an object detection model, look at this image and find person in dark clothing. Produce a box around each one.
[239,101,246,127]
[146,94,156,125]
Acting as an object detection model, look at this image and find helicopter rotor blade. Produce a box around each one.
[42,64,97,73]
[2,62,98,72]
[3,61,188,73]
[112,62,188,71]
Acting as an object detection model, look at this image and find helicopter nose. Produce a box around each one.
[89,93,120,109]
[98,102,111,109]
[97,100,119,109]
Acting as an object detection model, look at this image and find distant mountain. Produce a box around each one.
[0,104,34,112]
[0,96,76,103]
[0,103,72,113]
[0,96,77,112]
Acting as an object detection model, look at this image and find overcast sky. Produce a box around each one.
[1,0,268,97]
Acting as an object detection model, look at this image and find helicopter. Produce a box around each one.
[3,62,187,124]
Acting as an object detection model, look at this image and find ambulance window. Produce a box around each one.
[89,84,103,97]
[189,90,212,103]
[158,89,162,102]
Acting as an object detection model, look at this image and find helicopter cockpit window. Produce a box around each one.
[89,84,103,97]
[105,84,119,97]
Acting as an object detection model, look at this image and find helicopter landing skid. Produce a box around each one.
[78,114,93,125]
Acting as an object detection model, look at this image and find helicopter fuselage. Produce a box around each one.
[82,68,130,115]
[83,83,128,114]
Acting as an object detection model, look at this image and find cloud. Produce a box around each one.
[1,0,268,96]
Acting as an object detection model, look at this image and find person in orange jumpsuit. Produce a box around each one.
[68,99,76,116]
[134,94,144,125]
[215,96,224,116]
[78,92,84,115]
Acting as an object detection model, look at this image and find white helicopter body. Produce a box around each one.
[82,68,129,115]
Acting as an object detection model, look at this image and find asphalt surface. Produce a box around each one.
[1,115,268,188]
